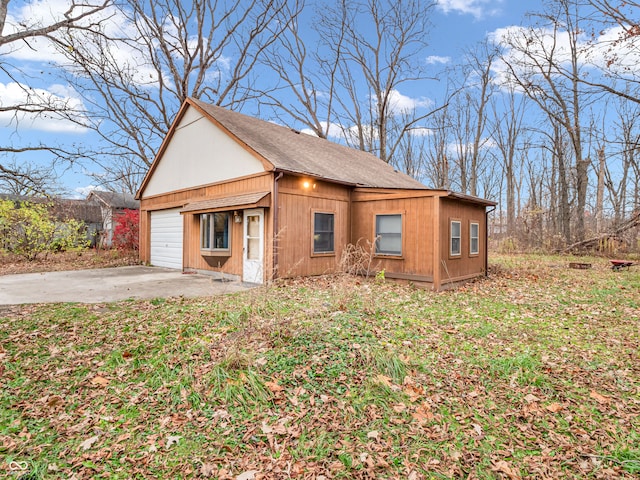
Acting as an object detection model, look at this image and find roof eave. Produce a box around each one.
[446,191,497,206]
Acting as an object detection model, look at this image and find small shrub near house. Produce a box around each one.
[0,200,89,261]
[112,208,139,251]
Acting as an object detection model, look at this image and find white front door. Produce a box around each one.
[243,209,264,284]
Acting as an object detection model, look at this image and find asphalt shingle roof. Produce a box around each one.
[88,191,139,209]
[190,98,427,190]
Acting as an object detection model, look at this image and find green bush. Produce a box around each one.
[0,200,89,261]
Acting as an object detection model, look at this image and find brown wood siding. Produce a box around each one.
[139,210,151,263]
[140,172,272,210]
[276,175,350,277]
[351,196,435,280]
[139,173,273,275]
[438,198,487,284]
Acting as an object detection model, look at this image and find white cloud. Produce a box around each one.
[387,89,433,115]
[488,24,640,90]
[426,55,451,65]
[74,185,106,197]
[300,121,346,139]
[0,82,88,133]
[301,92,435,140]
[409,127,435,137]
[1,1,166,88]
[436,0,503,19]
[1,0,115,62]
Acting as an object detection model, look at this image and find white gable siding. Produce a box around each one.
[143,106,266,197]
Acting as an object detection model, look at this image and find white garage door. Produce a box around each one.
[150,208,183,269]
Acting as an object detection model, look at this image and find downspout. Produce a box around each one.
[485,205,496,277]
[272,171,284,280]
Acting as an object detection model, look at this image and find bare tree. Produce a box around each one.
[423,103,451,189]
[579,0,640,104]
[0,0,110,193]
[489,87,527,236]
[607,97,640,222]
[497,0,591,242]
[0,160,62,196]
[262,0,437,173]
[51,0,296,192]
[0,0,108,47]
[464,42,497,197]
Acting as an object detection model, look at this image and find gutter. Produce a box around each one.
[272,171,284,280]
[485,205,496,277]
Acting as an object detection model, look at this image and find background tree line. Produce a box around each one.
[1,0,639,251]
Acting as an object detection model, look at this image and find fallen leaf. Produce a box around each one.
[471,423,484,439]
[90,376,109,387]
[590,390,611,405]
[79,435,99,451]
[200,463,216,477]
[546,402,563,413]
[411,402,434,423]
[116,432,131,443]
[47,395,64,408]
[375,374,393,387]
[236,470,259,480]
[265,381,284,393]
[524,393,540,403]
[166,435,181,449]
[492,460,521,479]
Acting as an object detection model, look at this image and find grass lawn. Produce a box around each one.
[1,254,638,479]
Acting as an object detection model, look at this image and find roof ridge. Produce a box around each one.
[188,97,427,190]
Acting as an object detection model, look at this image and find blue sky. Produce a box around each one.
[1,0,540,196]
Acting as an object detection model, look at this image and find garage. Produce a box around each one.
[150,208,183,269]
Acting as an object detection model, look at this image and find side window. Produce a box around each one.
[200,213,212,249]
[470,222,479,255]
[375,214,402,256]
[201,212,230,252]
[450,220,461,257]
[313,212,335,254]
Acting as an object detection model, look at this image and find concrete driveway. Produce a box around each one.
[0,266,251,305]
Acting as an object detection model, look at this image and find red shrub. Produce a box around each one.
[113,209,139,251]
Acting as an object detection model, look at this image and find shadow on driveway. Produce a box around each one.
[0,266,252,305]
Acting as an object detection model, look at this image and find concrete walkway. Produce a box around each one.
[0,266,251,305]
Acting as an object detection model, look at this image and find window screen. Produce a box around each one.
[314,212,334,253]
[375,214,402,255]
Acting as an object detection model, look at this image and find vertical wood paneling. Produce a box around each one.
[351,196,435,278]
[139,171,491,286]
[438,198,487,282]
[140,173,273,276]
[276,184,350,278]
[139,211,151,263]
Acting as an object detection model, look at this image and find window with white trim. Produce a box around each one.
[313,212,334,254]
[375,214,402,256]
[201,212,230,253]
[470,222,479,255]
[450,220,461,257]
